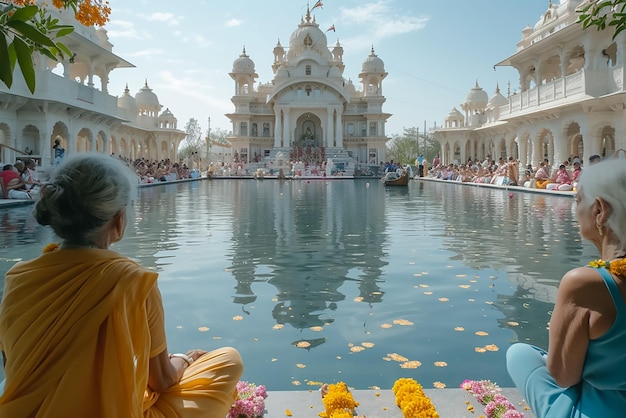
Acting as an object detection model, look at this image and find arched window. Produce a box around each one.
[369,122,377,136]
[305,65,311,76]
[240,122,248,136]
[262,123,270,137]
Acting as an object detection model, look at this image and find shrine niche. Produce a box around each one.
[296,113,321,148]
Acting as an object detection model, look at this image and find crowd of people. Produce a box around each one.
[427,153,601,191]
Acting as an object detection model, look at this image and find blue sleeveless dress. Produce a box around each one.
[507,267,626,418]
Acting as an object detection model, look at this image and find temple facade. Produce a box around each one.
[226,7,391,171]
[0,7,185,169]
[434,0,625,168]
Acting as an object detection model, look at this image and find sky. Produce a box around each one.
[102,0,552,138]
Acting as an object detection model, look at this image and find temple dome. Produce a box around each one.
[118,84,137,110]
[287,9,332,61]
[361,47,385,73]
[464,81,488,106]
[488,85,508,108]
[135,81,160,107]
[232,47,256,73]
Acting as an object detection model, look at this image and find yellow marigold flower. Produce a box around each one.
[285,409,292,416]
[43,243,60,253]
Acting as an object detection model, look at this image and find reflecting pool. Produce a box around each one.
[0,179,595,390]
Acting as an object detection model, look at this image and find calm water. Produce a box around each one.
[0,179,595,390]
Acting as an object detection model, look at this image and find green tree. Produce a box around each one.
[386,127,440,165]
[578,1,626,39]
[178,118,204,160]
[1,1,109,93]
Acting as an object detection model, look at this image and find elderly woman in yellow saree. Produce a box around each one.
[0,153,243,417]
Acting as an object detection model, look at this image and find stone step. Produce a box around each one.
[263,388,535,417]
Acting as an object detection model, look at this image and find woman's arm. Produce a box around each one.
[148,349,186,392]
[547,267,608,387]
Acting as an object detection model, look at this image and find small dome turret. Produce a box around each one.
[487,84,508,108]
[118,83,137,110]
[233,47,256,74]
[464,81,488,106]
[135,80,160,108]
[361,46,385,74]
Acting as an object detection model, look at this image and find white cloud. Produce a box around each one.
[144,12,181,26]
[106,20,151,40]
[226,18,242,27]
[338,0,428,50]
[123,48,166,58]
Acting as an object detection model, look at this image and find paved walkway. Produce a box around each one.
[263,387,534,417]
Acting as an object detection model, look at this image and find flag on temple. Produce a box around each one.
[311,1,323,11]
[326,24,335,32]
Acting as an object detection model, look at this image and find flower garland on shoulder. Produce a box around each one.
[43,243,60,253]
[461,380,524,418]
[392,378,439,418]
[588,258,626,277]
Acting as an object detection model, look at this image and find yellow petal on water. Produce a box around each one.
[233,315,243,321]
[292,381,302,386]
[485,344,499,352]
[384,353,409,362]
[473,275,481,279]
[310,326,323,332]
[198,326,209,332]
[475,347,487,353]
[475,331,489,336]
[271,358,278,362]
[336,356,342,360]
[454,327,465,331]
[296,363,306,368]
[350,346,365,353]
[354,296,364,302]
[361,342,375,348]
[307,381,323,386]
[370,386,381,390]
[433,381,446,389]
[413,273,422,277]
[470,279,478,283]
[348,342,354,347]
[446,265,454,268]
[419,284,429,288]
[438,297,449,302]
[456,274,467,278]
[523,303,530,308]
[434,361,448,367]
[459,285,471,289]
[400,360,422,369]
[485,301,494,305]
[424,291,433,295]
[273,324,284,330]
[272,297,278,302]
[393,319,414,326]
[468,298,475,302]
[296,341,311,348]
[507,321,519,327]
[176,325,183,329]
[380,323,393,329]
[212,336,222,340]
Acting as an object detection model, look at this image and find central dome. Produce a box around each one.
[287,10,332,61]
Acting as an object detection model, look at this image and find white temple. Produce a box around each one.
[0,7,185,169]
[226,6,391,174]
[434,0,625,167]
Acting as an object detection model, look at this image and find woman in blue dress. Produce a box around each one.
[507,157,626,417]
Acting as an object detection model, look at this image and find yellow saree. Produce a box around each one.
[0,248,242,417]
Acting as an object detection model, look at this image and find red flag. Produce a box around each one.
[311,1,323,11]
[326,24,335,32]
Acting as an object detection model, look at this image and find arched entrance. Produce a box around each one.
[294,113,323,148]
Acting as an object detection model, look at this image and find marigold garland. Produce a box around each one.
[8,0,110,26]
[43,243,60,253]
[588,258,626,277]
[392,378,440,418]
[318,382,359,418]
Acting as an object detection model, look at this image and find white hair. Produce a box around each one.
[577,157,626,253]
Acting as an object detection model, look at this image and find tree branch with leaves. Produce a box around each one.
[0,0,110,93]
[578,0,626,40]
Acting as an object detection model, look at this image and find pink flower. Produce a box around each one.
[228,381,267,418]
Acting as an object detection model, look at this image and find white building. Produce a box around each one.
[226,6,391,172]
[434,0,624,168]
[0,7,185,170]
